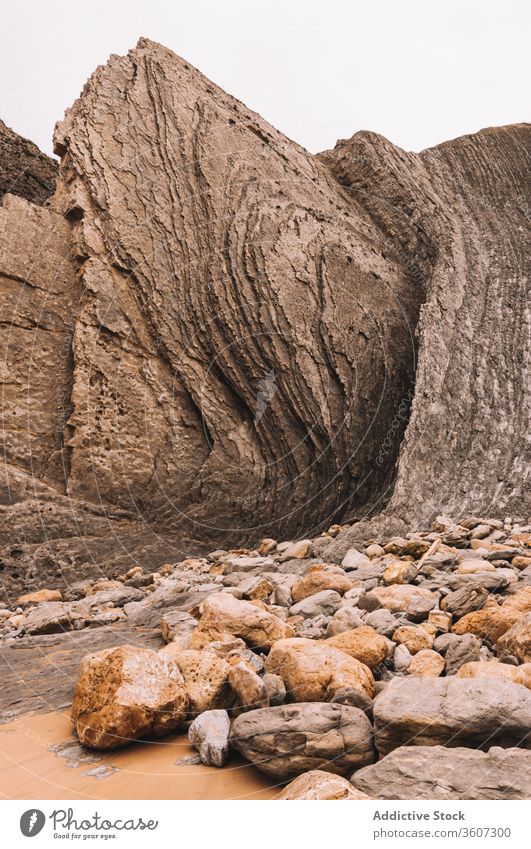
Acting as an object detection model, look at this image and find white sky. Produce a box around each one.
[0,0,529,157]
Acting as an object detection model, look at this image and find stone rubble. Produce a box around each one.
[2,513,530,798]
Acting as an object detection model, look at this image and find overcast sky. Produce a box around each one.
[1,0,529,157]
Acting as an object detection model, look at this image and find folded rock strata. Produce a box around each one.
[0,38,529,590]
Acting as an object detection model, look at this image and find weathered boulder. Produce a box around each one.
[496,614,531,663]
[21,601,85,635]
[359,586,437,618]
[188,709,231,767]
[230,702,375,777]
[341,550,372,570]
[373,677,531,754]
[440,583,489,618]
[16,589,62,606]
[291,571,352,602]
[502,587,531,614]
[452,607,519,642]
[262,672,286,706]
[352,746,531,800]
[289,590,342,618]
[382,561,418,585]
[392,625,433,654]
[159,610,198,646]
[265,637,374,702]
[407,649,444,677]
[279,770,371,800]
[228,662,268,710]
[325,626,388,669]
[158,645,232,715]
[189,593,292,650]
[457,661,531,689]
[444,634,482,675]
[71,645,189,749]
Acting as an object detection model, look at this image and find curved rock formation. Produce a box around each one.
[0,38,529,591]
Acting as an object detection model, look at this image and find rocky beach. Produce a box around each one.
[0,37,529,802]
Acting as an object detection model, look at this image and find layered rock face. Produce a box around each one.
[0,38,529,591]
[0,119,57,206]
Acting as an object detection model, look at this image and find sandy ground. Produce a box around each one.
[0,712,278,800]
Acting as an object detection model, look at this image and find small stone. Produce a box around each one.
[452,607,519,642]
[159,610,197,645]
[457,558,496,574]
[326,626,389,669]
[408,649,445,677]
[279,540,312,561]
[188,709,230,767]
[427,610,452,632]
[341,549,372,570]
[359,585,437,619]
[291,571,352,602]
[279,770,371,800]
[364,609,401,637]
[257,538,277,555]
[262,673,286,706]
[189,592,293,650]
[289,590,342,618]
[392,625,434,654]
[444,634,481,675]
[393,644,412,671]
[365,544,385,558]
[21,601,85,635]
[382,560,418,585]
[496,614,531,662]
[228,662,268,710]
[237,576,274,600]
[440,583,488,618]
[16,588,62,605]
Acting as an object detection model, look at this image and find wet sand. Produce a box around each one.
[0,711,278,800]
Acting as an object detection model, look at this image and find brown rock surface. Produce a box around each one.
[496,614,531,663]
[457,661,531,689]
[230,702,375,777]
[373,677,531,755]
[158,645,232,714]
[71,644,189,749]
[265,637,374,702]
[452,607,519,642]
[352,746,531,800]
[325,626,388,669]
[278,769,371,800]
[291,571,353,602]
[0,119,57,205]
[189,593,292,650]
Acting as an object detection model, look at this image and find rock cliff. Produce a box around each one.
[0,39,529,591]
